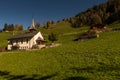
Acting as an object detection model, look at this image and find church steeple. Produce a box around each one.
[29,18,36,32]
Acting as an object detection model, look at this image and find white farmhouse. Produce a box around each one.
[7,19,45,50]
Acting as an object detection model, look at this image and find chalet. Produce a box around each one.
[89,24,107,33]
[7,19,45,50]
[74,24,104,41]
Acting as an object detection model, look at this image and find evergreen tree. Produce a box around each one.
[90,13,102,25]
[3,23,9,31]
[35,21,41,29]
[48,33,57,43]
[14,24,23,31]
[69,0,120,27]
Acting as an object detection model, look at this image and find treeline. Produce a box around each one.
[3,23,23,31]
[44,20,55,29]
[61,0,120,28]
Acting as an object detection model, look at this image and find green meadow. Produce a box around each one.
[0,22,120,80]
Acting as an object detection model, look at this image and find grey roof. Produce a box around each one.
[8,31,39,40]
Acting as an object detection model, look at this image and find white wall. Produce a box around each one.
[34,32,44,44]
[29,31,44,48]
[8,38,31,50]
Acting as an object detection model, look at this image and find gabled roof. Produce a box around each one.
[8,31,39,40]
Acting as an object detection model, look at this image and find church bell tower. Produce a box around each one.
[28,18,36,32]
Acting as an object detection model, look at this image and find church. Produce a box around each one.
[7,19,45,50]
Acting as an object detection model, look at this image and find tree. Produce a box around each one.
[48,33,57,43]
[90,14,102,25]
[14,24,23,31]
[50,20,54,24]
[69,0,120,27]
[3,23,24,31]
[35,21,41,29]
[9,24,14,31]
[12,44,19,50]
[3,23,14,31]
[3,23,9,31]
[45,21,51,29]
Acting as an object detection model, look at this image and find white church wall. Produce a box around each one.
[33,32,44,44]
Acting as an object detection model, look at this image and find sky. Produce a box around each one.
[0,0,107,29]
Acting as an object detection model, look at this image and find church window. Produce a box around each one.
[21,40,23,44]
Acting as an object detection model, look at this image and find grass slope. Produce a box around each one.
[109,21,120,28]
[0,22,120,80]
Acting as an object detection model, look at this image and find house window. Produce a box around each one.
[9,41,13,45]
[16,40,18,44]
[21,40,23,44]
[26,39,29,43]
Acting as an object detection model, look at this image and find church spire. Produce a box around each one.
[29,18,36,32]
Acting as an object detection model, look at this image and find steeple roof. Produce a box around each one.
[29,18,36,31]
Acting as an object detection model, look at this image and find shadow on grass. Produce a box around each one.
[70,63,120,79]
[71,63,120,73]
[64,76,88,80]
[71,66,95,73]
[0,71,58,80]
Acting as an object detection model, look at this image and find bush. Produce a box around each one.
[0,47,6,52]
[12,44,20,50]
[32,45,39,49]
[48,33,57,43]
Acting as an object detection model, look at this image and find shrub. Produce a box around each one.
[48,33,57,43]
[32,44,39,49]
[0,47,6,52]
[12,44,20,50]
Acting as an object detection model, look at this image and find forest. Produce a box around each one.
[61,0,120,28]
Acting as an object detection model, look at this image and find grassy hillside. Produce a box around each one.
[0,22,88,47]
[108,21,120,28]
[0,22,120,80]
[40,21,88,35]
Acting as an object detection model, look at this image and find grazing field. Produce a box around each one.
[0,22,120,80]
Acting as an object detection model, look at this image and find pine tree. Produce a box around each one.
[48,33,57,43]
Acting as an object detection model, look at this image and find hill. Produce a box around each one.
[0,21,89,47]
[65,0,120,28]
[0,22,120,80]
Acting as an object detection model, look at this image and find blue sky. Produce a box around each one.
[0,0,107,29]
